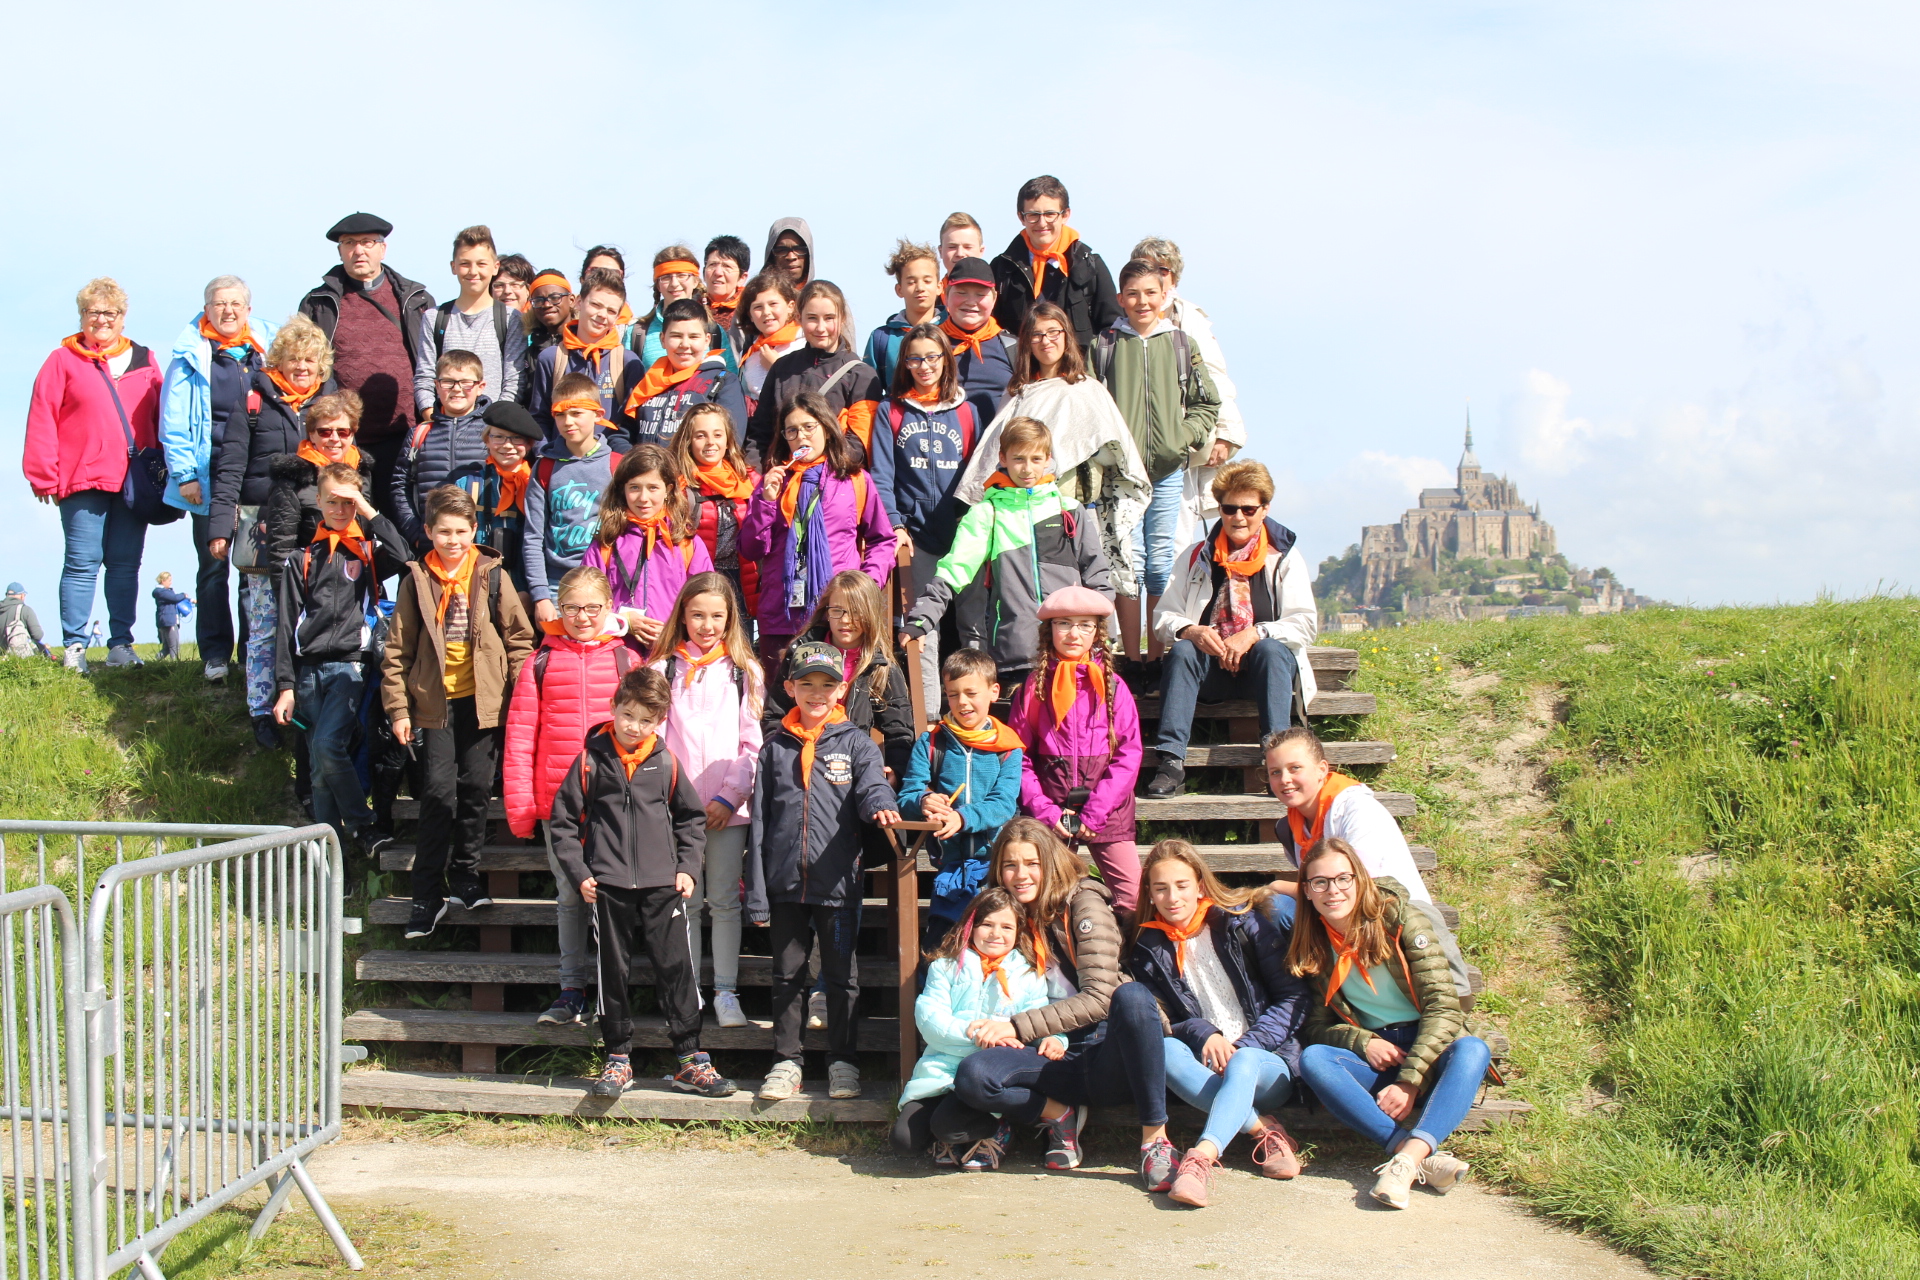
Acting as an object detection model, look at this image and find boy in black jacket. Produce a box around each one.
[271,463,411,848]
[745,641,901,1103]
[549,667,735,1100]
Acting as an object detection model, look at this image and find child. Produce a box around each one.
[1005,585,1142,914]
[902,417,1110,687]
[739,391,897,664]
[1131,840,1307,1208]
[414,225,523,414]
[526,268,644,436]
[525,269,574,361]
[582,443,714,650]
[271,464,410,846]
[989,175,1121,351]
[631,246,708,367]
[668,404,759,621]
[647,573,765,1028]
[762,569,916,779]
[522,372,621,624]
[621,297,748,450]
[863,240,941,390]
[939,256,1016,417]
[937,212,985,274]
[503,566,647,1027]
[1092,258,1222,661]
[702,234,753,371]
[470,401,541,608]
[898,649,1024,944]
[491,253,535,313]
[744,281,883,465]
[381,485,534,938]
[737,272,803,423]
[744,640,901,1102]
[548,666,736,1100]
[392,350,493,553]
[892,886,1061,1166]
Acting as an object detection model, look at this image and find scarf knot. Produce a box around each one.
[624,355,705,416]
[198,316,264,358]
[975,950,1014,999]
[267,367,320,414]
[674,642,728,688]
[559,321,621,376]
[1021,226,1081,297]
[1210,526,1271,639]
[297,439,362,471]
[1323,920,1381,1006]
[939,315,1003,362]
[1139,901,1215,974]
[780,705,848,787]
[694,458,753,500]
[62,334,132,363]
[607,726,659,779]
[1046,657,1105,727]
[425,548,478,636]
[491,459,531,516]
[941,715,1023,754]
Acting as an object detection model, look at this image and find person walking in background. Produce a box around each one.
[88,621,103,651]
[151,573,190,660]
[1,584,50,659]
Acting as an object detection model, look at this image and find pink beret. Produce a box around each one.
[1037,585,1115,620]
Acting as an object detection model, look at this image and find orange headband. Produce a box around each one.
[653,259,699,279]
[551,396,602,417]
[530,271,571,294]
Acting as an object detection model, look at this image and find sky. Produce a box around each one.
[4,0,1916,635]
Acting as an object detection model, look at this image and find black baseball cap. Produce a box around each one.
[944,256,994,289]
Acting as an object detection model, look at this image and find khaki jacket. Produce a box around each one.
[381,546,534,730]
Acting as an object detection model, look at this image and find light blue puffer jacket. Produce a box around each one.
[161,312,279,514]
[901,948,1055,1104]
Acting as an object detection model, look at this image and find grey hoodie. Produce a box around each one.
[763,217,815,286]
[521,437,618,603]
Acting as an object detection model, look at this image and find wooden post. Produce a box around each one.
[894,542,929,733]
[888,821,938,1085]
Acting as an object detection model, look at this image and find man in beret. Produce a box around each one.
[298,213,435,518]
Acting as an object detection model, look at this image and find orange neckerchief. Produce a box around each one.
[694,457,754,500]
[62,333,132,362]
[625,509,680,561]
[1213,524,1271,577]
[560,320,622,374]
[1023,225,1081,297]
[198,316,265,357]
[491,458,531,515]
[1138,901,1216,975]
[940,314,1003,361]
[610,729,659,779]
[942,715,1023,753]
[708,289,744,319]
[985,469,1057,490]
[780,704,848,788]
[624,355,703,413]
[1047,658,1105,725]
[1286,772,1360,860]
[776,455,832,525]
[903,383,944,407]
[425,548,477,631]
[297,439,362,470]
[976,949,1014,999]
[267,367,320,414]
[746,321,801,365]
[674,641,729,687]
[1322,920,1381,1005]
[308,518,371,571]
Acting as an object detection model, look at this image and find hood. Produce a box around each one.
[763,218,815,285]
[1374,875,1414,920]
[536,436,612,464]
[171,312,280,372]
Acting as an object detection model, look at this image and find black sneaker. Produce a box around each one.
[251,715,280,750]
[403,898,447,939]
[673,1052,737,1097]
[1145,753,1187,799]
[365,831,395,859]
[537,988,587,1025]
[446,879,493,910]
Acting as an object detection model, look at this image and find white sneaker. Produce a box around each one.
[63,643,89,673]
[1371,1152,1422,1210]
[713,990,748,1028]
[807,990,827,1029]
[828,1060,861,1100]
[1419,1151,1471,1193]
[758,1059,803,1101]
[203,660,229,683]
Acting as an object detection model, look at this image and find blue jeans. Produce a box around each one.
[1162,1039,1293,1155]
[1153,636,1299,757]
[58,490,147,648]
[191,512,235,667]
[1129,469,1186,598]
[1299,1030,1491,1153]
[294,660,373,837]
[951,979,1170,1127]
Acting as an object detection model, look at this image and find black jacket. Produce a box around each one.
[264,451,381,579]
[743,345,883,462]
[548,725,707,892]
[391,397,492,551]
[744,717,895,918]
[298,265,435,366]
[760,626,916,779]
[274,512,410,690]
[990,234,1121,354]
[208,372,338,543]
[1129,900,1310,1077]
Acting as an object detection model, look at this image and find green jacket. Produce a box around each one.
[1299,877,1467,1091]
[1092,322,1221,482]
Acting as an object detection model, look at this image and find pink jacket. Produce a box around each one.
[1007,662,1142,844]
[738,468,897,637]
[583,527,714,622]
[24,343,163,500]
[649,648,764,827]
[503,619,647,838]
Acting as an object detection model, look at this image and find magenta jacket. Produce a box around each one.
[738,468,897,638]
[24,343,163,500]
[583,527,714,622]
[1007,662,1142,844]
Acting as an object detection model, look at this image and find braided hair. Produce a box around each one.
[1022,616,1120,753]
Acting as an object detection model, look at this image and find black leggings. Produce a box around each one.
[949,980,1169,1127]
[891,1094,1002,1156]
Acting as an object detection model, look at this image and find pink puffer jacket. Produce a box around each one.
[503,618,647,838]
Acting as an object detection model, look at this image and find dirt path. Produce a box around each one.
[310,1138,1648,1279]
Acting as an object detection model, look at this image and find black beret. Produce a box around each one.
[482,401,544,440]
[945,256,995,288]
[326,212,393,242]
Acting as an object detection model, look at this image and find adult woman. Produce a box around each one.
[947,820,1169,1182]
[632,246,707,367]
[209,316,336,741]
[954,302,1148,601]
[23,278,163,671]
[264,391,378,575]
[1291,838,1488,1210]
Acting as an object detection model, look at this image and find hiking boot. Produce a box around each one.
[590,1056,633,1098]
[251,715,280,750]
[757,1059,803,1101]
[1168,1150,1218,1207]
[828,1060,861,1099]
[203,660,228,683]
[713,990,749,1028]
[1140,1138,1180,1193]
[1250,1116,1302,1179]
[1371,1152,1422,1210]
[1419,1151,1471,1193]
[537,989,587,1026]
[1043,1105,1088,1171]
[105,645,143,668]
[930,1141,958,1168]
[403,898,447,940]
[446,878,492,910]
[63,643,89,673]
[673,1052,736,1097]
[960,1121,1012,1172]
[806,990,827,1029]
[1145,752,1186,799]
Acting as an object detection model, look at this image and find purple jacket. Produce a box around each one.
[739,468,897,637]
[583,527,714,622]
[1007,663,1141,844]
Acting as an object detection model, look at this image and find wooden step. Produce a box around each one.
[357,950,900,987]
[1138,692,1377,720]
[1187,844,1436,874]
[1135,792,1415,821]
[342,1007,903,1051]
[366,897,918,929]
[1186,741,1394,768]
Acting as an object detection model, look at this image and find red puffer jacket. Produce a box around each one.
[503,619,647,838]
[692,481,760,617]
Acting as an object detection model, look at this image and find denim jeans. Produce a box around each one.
[1299,1030,1492,1153]
[58,490,147,648]
[191,512,235,667]
[1163,1039,1294,1154]
[1128,469,1187,598]
[294,660,373,838]
[1153,636,1299,757]
[949,979,1169,1127]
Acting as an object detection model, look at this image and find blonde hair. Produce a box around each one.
[646,572,764,717]
[267,314,334,381]
[998,416,1052,459]
[555,566,612,602]
[75,277,127,320]
[1211,459,1273,506]
[1129,237,1184,285]
[809,570,894,672]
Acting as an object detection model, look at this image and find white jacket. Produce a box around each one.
[1311,784,1433,904]
[1152,525,1320,708]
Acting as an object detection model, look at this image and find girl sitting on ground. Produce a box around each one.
[582,443,713,650]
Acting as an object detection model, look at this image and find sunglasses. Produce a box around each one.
[1219,504,1265,517]
[310,426,355,440]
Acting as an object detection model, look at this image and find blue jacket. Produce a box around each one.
[625,357,749,450]
[863,310,914,392]
[1129,899,1309,1076]
[897,722,1024,923]
[903,949,1055,1104]
[392,396,493,551]
[951,328,1017,422]
[521,438,619,603]
[161,313,279,514]
[869,391,982,557]
[152,586,190,628]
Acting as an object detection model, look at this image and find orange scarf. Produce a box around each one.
[1138,901,1215,975]
[940,315,1003,362]
[611,729,659,779]
[746,321,801,365]
[708,288,744,319]
[1286,772,1360,861]
[1047,658,1105,725]
[268,367,321,413]
[985,469,1056,491]
[1022,225,1081,297]
[1213,524,1271,577]
[297,439,362,470]
[62,333,132,362]
[694,457,753,500]
[942,715,1023,753]
[674,642,729,687]
[625,509,679,560]
[198,316,265,356]
[624,355,703,414]
[776,455,832,525]
[308,518,370,568]
[1323,920,1380,1005]
[425,548,477,631]
[491,458,531,516]
[560,320,622,374]
[780,704,848,788]
[903,383,944,407]
[976,950,1014,999]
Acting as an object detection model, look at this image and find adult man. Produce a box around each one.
[990,175,1120,353]
[763,218,813,289]
[1145,459,1316,798]
[1,584,48,658]
[938,257,1016,418]
[298,213,435,521]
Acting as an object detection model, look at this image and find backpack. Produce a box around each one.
[532,637,638,695]
[0,601,33,658]
[432,300,510,364]
[884,399,978,453]
[665,651,746,698]
[1090,325,1194,397]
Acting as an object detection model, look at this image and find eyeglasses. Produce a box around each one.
[1050,619,1099,634]
[560,603,606,619]
[310,426,355,440]
[82,309,124,321]
[904,354,944,367]
[782,424,821,440]
[1305,873,1356,894]
[824,607,853,622]
[530,291,571,306]
[437,378,481,392]
[1219,504,1265,517]
[1019,209,1065,224]
[1030,328,1067,343]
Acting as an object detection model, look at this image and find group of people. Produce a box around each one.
[20,175,1488,1211]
